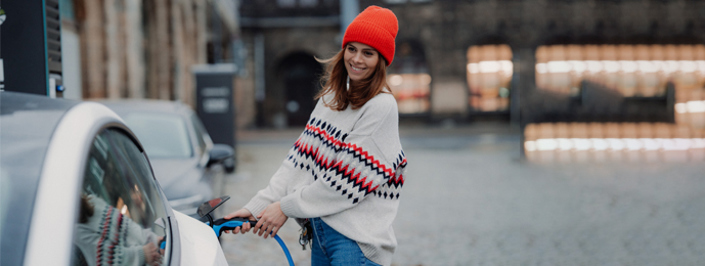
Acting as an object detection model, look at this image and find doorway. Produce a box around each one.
[277,52,323,126]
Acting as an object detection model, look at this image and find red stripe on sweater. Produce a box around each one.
[301,124,395,177]
[96,207,114,263]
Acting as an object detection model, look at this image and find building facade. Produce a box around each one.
[236,0,705,129]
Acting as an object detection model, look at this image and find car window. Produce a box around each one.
[189,112,212,156]
[123,113,193,159]
[71,129,170,266]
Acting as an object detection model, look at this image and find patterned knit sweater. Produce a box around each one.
[243,92,407,265]
[74,195,157,266]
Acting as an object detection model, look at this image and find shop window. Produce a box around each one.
[466,44,513,112]
[523,122,705,163]
[387,41,431,114]
[535,44,705,128]
[388,73,431,114]
[535,44,705,97]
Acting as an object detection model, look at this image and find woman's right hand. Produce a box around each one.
[142,242,162,266]
[222,208,255,234]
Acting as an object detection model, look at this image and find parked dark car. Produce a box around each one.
[99,100,234,216]
[0,91,228,266]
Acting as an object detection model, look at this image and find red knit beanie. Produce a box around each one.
[342,6,398,66]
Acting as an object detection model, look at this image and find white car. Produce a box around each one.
[0,91,228,266]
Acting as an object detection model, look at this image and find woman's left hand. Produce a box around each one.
[253,201,288,239]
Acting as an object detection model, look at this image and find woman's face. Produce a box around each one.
[344,42,379,83]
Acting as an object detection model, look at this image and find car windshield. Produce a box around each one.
[123,113,193,159]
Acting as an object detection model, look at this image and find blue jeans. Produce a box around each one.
[310,218,381,266]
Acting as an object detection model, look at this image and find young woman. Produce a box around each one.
[224,6,407,266]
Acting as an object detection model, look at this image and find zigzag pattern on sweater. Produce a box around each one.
[96,205,126,266]
[287,117,406,204]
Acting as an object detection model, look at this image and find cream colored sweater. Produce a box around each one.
[244,92,407,265]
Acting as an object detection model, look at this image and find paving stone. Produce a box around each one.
[220,129,705,265]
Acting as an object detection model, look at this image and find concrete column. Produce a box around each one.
[513,47,536,127]
[513,47,537,159]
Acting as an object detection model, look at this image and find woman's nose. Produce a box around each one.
[352,52,363,63]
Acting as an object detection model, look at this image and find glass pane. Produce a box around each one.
[190,112,210,156]
[534,44,705,130]
[72,129,170,266]
[123,113,193,159]
[388,73,432,114]
[387,41,432,114]
[466,44,513,112]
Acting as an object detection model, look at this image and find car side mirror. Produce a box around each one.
[207,144,234,167]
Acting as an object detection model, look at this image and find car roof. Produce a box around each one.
[0,91,81,180]
[99,99,194,117]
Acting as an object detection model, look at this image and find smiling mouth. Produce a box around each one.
[350,64,364,72]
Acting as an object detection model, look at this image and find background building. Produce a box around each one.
[3,0,702,133]
[235,0,704,130]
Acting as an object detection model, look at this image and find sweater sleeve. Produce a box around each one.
[243,161,295,217]
[119,246,146,266]
[243,98,328,217]
[279,95,404,218]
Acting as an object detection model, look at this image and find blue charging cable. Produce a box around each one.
[208,218,295,266]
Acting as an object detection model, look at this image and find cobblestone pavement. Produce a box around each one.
[219,124,705,266]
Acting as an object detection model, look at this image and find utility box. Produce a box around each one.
[193,64,237,148]
[1,0,63,97]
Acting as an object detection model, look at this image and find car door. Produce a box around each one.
[70,128,175,266]
[188,112,223,198]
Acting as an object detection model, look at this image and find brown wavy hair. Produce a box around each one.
[315,47,390,111]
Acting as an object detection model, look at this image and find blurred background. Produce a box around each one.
[3,0,705,161]
[2,0,705,265]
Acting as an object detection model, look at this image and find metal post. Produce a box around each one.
[254,32,265,126]
[340,0,359,41]
[212,3,222,63]
[254,32,265,102]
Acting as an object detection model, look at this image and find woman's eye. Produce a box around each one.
[348,47,355,52]
[364,51,374,56]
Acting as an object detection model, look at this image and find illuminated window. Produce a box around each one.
[466,44,513,112]
[388,73,431,114]
[523,122,705,163]
[535,44,705,129]
[535,44,705,97]
[387,41,431,114]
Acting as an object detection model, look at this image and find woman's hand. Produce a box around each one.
[142,242,162,266]
[222,208,255,234]
[253,202,288,239]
